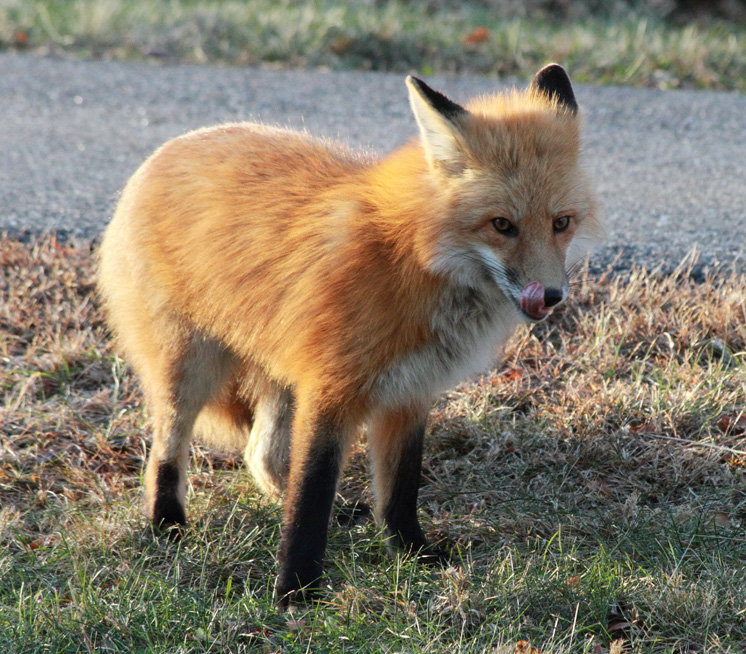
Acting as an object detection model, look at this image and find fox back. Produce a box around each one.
[98,65,600,606]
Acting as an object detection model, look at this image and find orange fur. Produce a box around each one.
[98,66,601,604]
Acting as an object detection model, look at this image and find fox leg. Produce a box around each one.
[143,333,236,532]
[368,405,445,561]
[243,384,294,498]
[144,401,192,532]
[275,397,349,607]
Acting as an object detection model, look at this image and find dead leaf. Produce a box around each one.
[714,511,730,526]
[726,455,745,469]
[607,598,638,638]
[330,36,353,55]
[515,640,544,654]
[630,421,655,434]
[565,575,581,588]
[720,414,746,435]
[464,27,490,46]
[717,415,732,432]
[499,367,524,383]
[286,617,306,631]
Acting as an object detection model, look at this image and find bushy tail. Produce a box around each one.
[194,386,293,499]
[193,395,254,452]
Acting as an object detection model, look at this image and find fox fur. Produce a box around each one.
[98,64,601,605]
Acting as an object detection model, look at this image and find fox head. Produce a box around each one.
[406,65,601,321]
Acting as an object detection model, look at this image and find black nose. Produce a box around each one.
[544,288,563,307]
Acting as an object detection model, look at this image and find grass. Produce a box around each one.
[1,234,745,653]
[3,0,746,90]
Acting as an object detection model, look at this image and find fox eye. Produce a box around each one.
[553,215,571,233]
[491,217,518,237]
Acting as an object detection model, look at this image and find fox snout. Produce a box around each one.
[520,281,565,321]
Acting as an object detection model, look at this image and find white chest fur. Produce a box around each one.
[373,285,520,408]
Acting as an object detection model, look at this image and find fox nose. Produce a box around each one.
[544,287,563,308]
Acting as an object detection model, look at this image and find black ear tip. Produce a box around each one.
[531,63,578,114]
[407,75,467,120]
[536,63,570,80]
[406,76,427,94]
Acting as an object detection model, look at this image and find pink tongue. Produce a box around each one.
[520,281,548,320]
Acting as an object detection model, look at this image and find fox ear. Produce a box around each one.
[530,64,578,115]
[406,76,468,174]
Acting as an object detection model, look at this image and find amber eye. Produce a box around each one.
[553,215,571,233]
[491,217,518,237]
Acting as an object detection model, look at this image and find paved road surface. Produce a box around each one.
[2,54,745,275]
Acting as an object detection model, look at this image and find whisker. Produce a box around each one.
[566,255,592,280]
[435,246,597,298]
[441,250,514,289]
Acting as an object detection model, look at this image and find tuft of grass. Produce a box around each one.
[1,234,745,653]
[3,1,746,90]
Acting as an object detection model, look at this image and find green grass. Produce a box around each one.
[3,0,746,90]
[1,236,745,652]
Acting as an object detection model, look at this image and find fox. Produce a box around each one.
[98,64,600,606]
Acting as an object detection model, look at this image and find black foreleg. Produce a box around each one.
[369,406,448,563]
[275,409,344,607]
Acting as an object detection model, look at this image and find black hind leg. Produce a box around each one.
[142,334,237,537]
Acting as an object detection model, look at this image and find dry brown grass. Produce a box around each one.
[1,236,141,516]
[1,234,744,652]
[416,252,746,548]
[5,1,746,91]
[0,234,245,527]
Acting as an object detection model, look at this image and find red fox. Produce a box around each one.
[98,64,600,606]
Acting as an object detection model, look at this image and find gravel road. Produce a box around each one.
[2,53,745,275]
